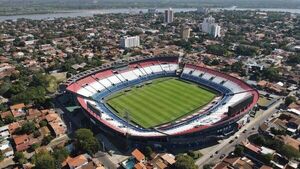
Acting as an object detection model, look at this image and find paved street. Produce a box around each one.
[0,157,14,169]
[94,152,119,169]
[196,97,283,168]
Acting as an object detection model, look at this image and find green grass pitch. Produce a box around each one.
[106,78,216,128]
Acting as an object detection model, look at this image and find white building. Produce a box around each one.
[148,8,158,14]
[201,16,221,38]
[181,26,191,40]
[0,125,10,140]
[197,7,209,14]
[164,8,174,23]
[120,36,140,48]
[0,140,14,157]
[0,125,13,157]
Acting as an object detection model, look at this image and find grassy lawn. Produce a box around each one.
[106,78,216,128]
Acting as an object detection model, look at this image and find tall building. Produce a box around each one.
[197,7,209,14]
[201,16,221,38]
[120,36,140,48]
[210,24,221,38]
[164,8,174,23]
[181,26,191,40]
[148,8,158,14]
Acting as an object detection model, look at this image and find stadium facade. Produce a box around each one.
[64,55,259,149]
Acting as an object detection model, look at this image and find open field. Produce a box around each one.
[106,78,216,128]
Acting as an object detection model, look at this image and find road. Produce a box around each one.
[94,152,118,169]
[196,97,283,168]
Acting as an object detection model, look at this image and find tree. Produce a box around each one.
[173,154,197,169]
[42,135,54,145]
[35,151,56,169]
[206,45,228,56]
[20,121,36,134]
[30,74,58,93]
[0,151,4,162]
[270,127,286,135]
[279,145,300,159]
[187,150,198,159]
[74,128,100,155]
[286,54,300,66]
[285,96,296,107]
[262,67,279,82]
[249,135,266,146]
[262,154,273,164]
[0,81,11,95]
[39,120,48,127]
[52,148,69,168]
[30,143,40,151]
[14,152,26,164]
[144,146,153,159]
[234,145,244,156]
[3,115,15,124]
[236,45,258,56]
[203,164,214,169]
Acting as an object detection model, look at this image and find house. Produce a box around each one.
[65,154,89,169]
[0,140,14,157]
[8,122,21,134]
[10,103,26,118]
[26,109,42,120]
[214,156,254,169]
[13,134,31,152]
[277,135,300,151]
[131,149,145,162]
[45,112,67,137]
[0,111,12,119]
[45,112,60,123]
[48,122,67,137]
[151,153,176,169]
[260,165,273,169]
[0,125,10,139]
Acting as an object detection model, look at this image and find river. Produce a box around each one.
[0,7,299,22]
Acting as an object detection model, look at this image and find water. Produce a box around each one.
[121,157,136,169]
[0,7,299,22]
[0,8,197,21]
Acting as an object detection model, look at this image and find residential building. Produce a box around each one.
[13,134,31,152]
[0,140,14,157]
[197,7,209,14]
[201,16,221,38]
[214,156,255,169]
[65,154,89,169]
[164,8,174,23]
[148,8,158,14]
[151,153,176,169]
[120,36,140,48]
[10,103,26,118]
[8,122,21,135]
[0,125,10,139]
[181,26,191,40]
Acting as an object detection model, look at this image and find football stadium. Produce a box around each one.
[64,55,259,149]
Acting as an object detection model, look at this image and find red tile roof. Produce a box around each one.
[131,149,145,162]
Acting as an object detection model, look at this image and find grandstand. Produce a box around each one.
[65,55,259,148]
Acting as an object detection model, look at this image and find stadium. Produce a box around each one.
[64,55,259,149]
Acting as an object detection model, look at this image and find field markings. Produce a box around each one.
[106,78,216,128]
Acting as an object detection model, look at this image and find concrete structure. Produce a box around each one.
[148,8,158,14]
[0,140,14,157]
[197,7,210,14]
[181,26,191,40]
[201,16,221,38]
[120,36,140,48]
[164,8,174,23]
[64,56,258,150]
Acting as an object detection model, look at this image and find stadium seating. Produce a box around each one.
[66,58,258,137]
